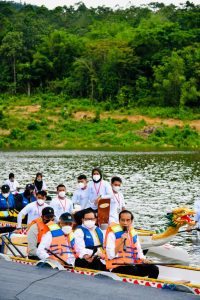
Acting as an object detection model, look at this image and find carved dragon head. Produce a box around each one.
[165,207,195,228]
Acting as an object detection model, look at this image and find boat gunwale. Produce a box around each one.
[9,256,200,290]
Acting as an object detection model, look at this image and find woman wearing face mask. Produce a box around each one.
[37,212,76,266]
[34,172,47,193]
[17,190,48,228]
[87,168,113,211]
[50,184,73,222]
[74,208,106,271]
[109,176,126,223]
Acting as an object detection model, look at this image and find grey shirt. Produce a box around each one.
[27,223,38,256]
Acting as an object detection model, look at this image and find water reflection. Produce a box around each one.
[0,150,200,265]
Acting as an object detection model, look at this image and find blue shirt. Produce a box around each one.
[20,192,36,208]
[0,193,15,210]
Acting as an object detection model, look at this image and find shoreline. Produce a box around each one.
[0,148,199,153]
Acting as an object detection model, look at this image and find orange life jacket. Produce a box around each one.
[28,217,49,243]
[48,222,77,262]
[104,223,143,270]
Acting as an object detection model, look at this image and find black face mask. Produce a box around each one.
[24,190,31,197]
[42,218,52,224]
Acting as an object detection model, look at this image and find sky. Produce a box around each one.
[9,0,200,9]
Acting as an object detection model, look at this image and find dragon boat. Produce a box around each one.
[0,206,199,295]
[0,206,196,262]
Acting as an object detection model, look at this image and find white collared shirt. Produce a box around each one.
[17,201,48,227]
[194,200,200,228]
[87,180,113,210]
[72,186,89,209]
[50,196,73,222]
[4,179,19,193]
[74,225,103,259]
[109,191,125,223]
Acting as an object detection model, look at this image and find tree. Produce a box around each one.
[153,52,186,106]
[0,31,23,93]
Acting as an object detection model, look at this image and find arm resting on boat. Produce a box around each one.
[36,232,52,260]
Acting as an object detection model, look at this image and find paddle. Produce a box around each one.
[178,228,200,234]
[1,234,25,258]
[45,248,73,268]
[0,235,17,257]
[0,226,17,234]
[112,262,182,266]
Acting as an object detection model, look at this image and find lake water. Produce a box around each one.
[0,150,200,266]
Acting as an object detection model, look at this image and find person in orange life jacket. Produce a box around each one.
[0,184,16,222]
[27,207,54,260]
[74,208,106,271]
[15,184,37,212]
[109,176,126,224]
[37,212,76,266]
[17,190,48,229]
[105,210,159,279]
[50,184,73,222]
[72,174,89,210]
[34,172,47,193]
[87,167,113,211]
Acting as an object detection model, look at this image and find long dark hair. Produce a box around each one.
[34,172,43,191]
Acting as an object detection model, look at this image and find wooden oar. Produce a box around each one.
[112,262,181,266]
[1,234,25,258]
[0,235,17,257]
[45,248,73,268]
[178,228,200,234]
[0,226,16,234]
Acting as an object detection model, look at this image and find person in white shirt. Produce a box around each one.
[109,176,126,224]
[50,184,73,222]
[34,172,47,193]
[74,208,106,271]
[72,174,89,210]
[37,212,76,266]
[187,199,200,237]
[105,210,159,278]
[87,168,113,210]
[4,173,20,194]
[17,190,48,228]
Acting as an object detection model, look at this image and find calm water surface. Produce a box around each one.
[0,150,200,266]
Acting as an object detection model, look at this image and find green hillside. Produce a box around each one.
[0,1,200,150]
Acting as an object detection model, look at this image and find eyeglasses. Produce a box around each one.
[84,218,96,221]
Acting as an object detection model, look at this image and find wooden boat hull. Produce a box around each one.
[3,255,200,296]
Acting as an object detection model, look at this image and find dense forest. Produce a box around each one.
[0,1,199,108]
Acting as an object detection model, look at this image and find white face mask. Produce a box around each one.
[3,193,9,198]
[93,175,101,182]
[84,220,96,229]
[58,191,66,198]
[37,179,42,182]
[62,225,72,235]
[37,199,44,206]
[112,186,120,192]
[78,182,85,189]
